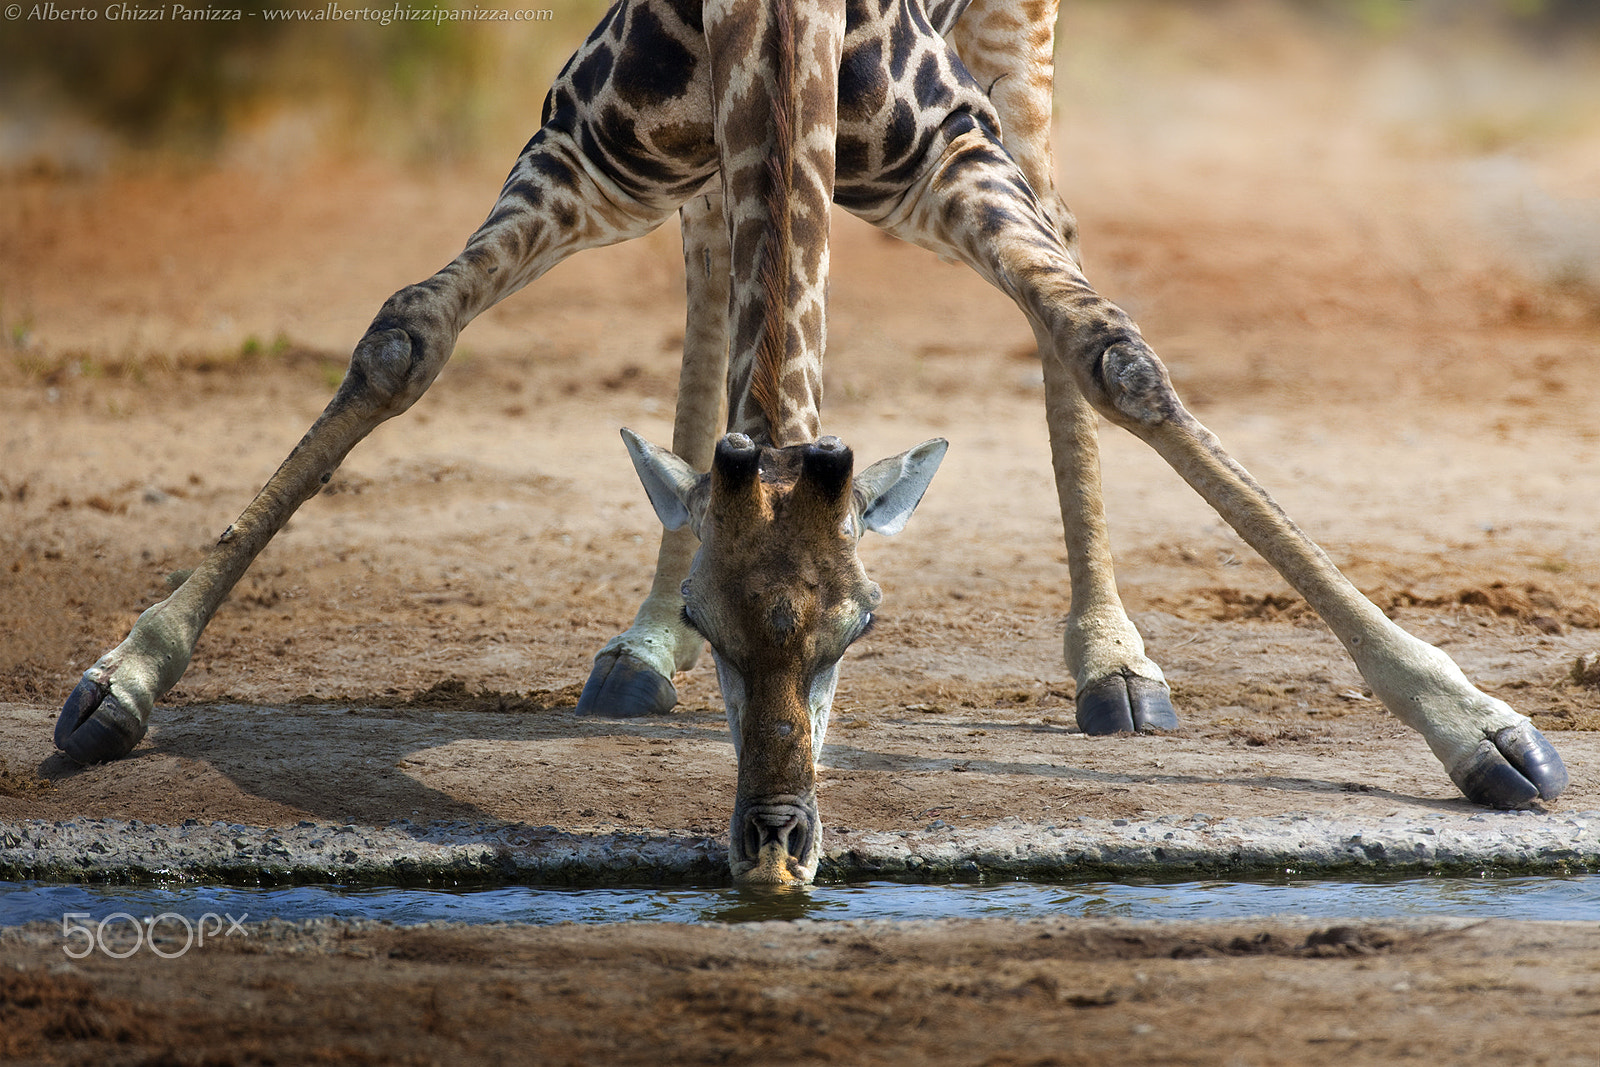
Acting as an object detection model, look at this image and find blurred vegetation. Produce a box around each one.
[0,0,610,168]
[5,9,291,144]
[1384,0,1600,36]
[0,0,1595,169]
[1298,0,1600,37]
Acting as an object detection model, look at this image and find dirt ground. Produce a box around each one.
[4,2,1600,1062]
[7,916,1600,1066]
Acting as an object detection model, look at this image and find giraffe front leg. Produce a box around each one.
[60,123,689,757]
[56,316,448,762]
[1084,339,1567,805]
[945,0,1080,268]
[577,188,729,717]
[879,126,1565,806]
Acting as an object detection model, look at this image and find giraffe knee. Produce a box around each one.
[336,286,454,416]
[1090,340,1184,429]
[337,323,435,420]
[345,328,416,406]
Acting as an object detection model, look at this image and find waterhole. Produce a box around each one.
[4,874,1597,927]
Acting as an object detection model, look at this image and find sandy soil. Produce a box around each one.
[7,916,1600,1066]
[4,2,1600,1062]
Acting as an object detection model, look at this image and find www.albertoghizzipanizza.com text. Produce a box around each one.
[11,2,554,22]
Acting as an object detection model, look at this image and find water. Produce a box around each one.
[4,874,1598,928]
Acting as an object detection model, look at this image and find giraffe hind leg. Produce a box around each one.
[877,124,1564,806]
[577,190,730,717]
[945,0,1172,733]
[1035,312,1179,736]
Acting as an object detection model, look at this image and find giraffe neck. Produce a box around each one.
[706,0,843,448]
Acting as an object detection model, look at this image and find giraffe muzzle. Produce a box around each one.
[730,795,819,885]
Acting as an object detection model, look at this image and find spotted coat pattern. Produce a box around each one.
[363,0,1033,447]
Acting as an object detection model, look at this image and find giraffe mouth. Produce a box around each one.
[730,796,819,885]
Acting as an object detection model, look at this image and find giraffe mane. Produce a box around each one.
[749,0,798,439]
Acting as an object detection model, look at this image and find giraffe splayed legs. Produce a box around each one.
[58,0,1567,886]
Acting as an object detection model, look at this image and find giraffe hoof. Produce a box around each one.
[54,677,149,764]
[1452,723,1568,809]
[576,651,678,718]
[1076,671,1180,735]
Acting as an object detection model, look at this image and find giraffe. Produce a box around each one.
[55,0,1569,885]
[577,0,1174,736]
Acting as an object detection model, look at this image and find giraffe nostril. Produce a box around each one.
[753,815,807,865]
[751,811,799,853]
[736,801,816,875]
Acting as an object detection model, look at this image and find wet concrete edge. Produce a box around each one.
[2,810,1596,886]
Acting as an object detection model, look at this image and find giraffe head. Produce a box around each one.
[623,429,946,884]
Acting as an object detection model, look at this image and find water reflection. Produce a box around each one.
[693,884,836,923]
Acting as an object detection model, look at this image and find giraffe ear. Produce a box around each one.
[855,438,948,536]
[621,428,702,532]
